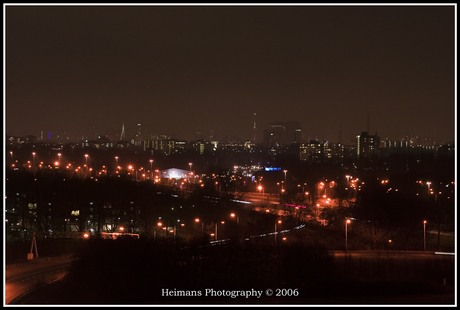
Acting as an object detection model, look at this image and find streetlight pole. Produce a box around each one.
[275,220,281,245]
[85,154,89,173]
[387,239,392,259]
[150,159,153,180]
[423,220,427,251]
[189,163,193,183]
[230,213,239,224]
[258,185,264,197]
[195,218,203,234]
[32,152,36,168]
[345,218,351,252]
[283,170,288,190]
[58,153,61,166]
[174,225,176,244]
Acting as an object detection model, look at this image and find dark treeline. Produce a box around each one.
[6,169,246,241]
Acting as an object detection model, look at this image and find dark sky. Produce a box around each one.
[5,4,456,144]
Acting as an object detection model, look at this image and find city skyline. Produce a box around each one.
[6,118,453,146]
[5,4,456,144]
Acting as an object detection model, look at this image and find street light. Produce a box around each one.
[423,220,427,251]
[150,159,154,179]
[426,182,431,192]
[85,154,89,172]
[32,152,36,168]
[258,185,264,197]
[387,239,392,259]
[275,220,282,245]
[195,218,203,233]
[58,153,61,166]
[154,222,162,242]
[283,170,288,189]
[345,175,351,186]
[230,213,239,224]
[115,156,119,170]
[345,218,351,252]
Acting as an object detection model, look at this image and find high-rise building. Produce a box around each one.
[300,140,344,163]
[263,121,301,147]
[133,123,143,147]
[356,131,380,160]
[120,123,126,141]
[136,123,142,138]
[252,113,257,143]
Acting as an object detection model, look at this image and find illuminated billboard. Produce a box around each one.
[264,167,281,172]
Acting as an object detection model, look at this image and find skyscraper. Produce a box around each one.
[120,123,125,140]
[252,113,257,143]
[136,123,142,137]
[356,131,380,160]
[263,121,301,147]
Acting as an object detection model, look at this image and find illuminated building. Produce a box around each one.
[356,131,380,160]
[300,140,344,163]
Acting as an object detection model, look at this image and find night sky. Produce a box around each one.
[5,4,456,144]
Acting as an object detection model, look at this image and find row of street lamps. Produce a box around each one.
[345,219,430,252]
[22,152,163,176]
[151,212,239,243]
[151,212,288,244]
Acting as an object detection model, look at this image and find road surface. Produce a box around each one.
[5,255,73,305]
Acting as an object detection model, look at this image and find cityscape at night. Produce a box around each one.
[4,3,456,306]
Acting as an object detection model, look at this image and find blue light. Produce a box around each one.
[264,167,281,171]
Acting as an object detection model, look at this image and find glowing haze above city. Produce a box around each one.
[5,4,456,144]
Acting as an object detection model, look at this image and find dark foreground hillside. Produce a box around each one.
[11,238,455,305]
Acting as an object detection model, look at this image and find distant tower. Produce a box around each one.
[252,113,257,142]
[136,123,142,138]
[120,123,125,140]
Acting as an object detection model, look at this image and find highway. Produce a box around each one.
[5,256,72,305]
[332,250,455,259]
